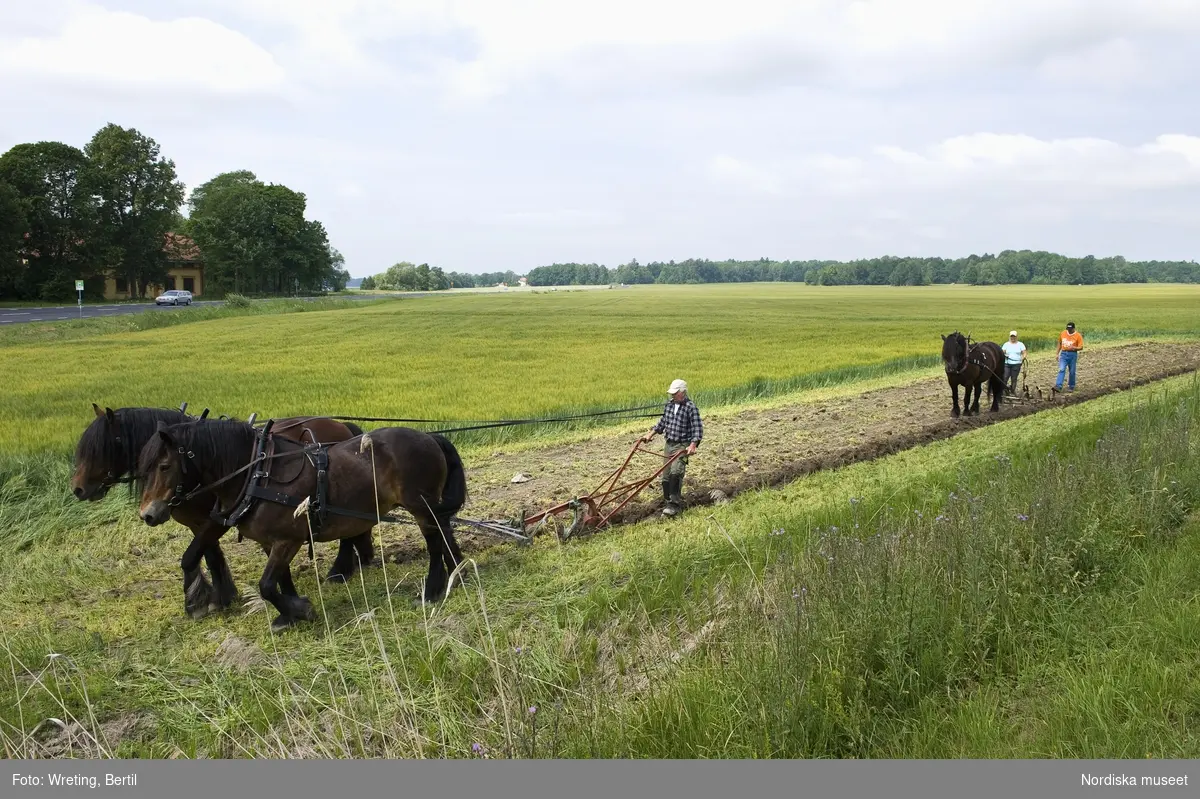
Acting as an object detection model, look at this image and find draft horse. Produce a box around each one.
[137,419,468,631]
[72,405,376,619]
[940,331,1005,417]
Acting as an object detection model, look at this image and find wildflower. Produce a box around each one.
[830,526,839,533]
[1016,514,1029,522]
[770,527,785,537]
[850,497,861,505]
[514,646,523,655]
[529,706,538,715]
[472,743,484,754]
[914,510,924,519]
[935,514,948,523]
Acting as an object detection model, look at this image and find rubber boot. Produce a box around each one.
[669,475,684,511]
[661,478,677,517]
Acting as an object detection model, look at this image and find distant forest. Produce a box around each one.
[429,250,1200,289]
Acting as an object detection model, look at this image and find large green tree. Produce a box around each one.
[188,170,341,295]
[0,141,98,300]
[84,124,185,299]
[0,180,28,297]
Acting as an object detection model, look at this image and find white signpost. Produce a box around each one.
[75,280,84,318]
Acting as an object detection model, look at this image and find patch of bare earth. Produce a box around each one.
[25,712,154,758]
[373,341,1200,564]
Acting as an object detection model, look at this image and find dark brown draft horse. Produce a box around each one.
[137,419,468,631]
[940,331,1005,417]
[72,405,376,619]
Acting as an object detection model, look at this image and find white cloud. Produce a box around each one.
[710,133,1200,199]
[0,4,286,95]
[220,0,1200,99]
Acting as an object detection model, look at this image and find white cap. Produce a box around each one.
[668,379,688,395]
[1009,330,1018,337]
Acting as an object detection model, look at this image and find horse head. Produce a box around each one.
[941,331,968,373]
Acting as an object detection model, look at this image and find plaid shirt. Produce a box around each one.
[652,399,703,445]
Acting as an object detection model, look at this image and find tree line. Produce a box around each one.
[363,252,1199,292]
[522,253,1200,287]
[0,124,348,301]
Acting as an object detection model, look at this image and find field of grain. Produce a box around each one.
[1,283,1199,759]
[2,283,1199,456]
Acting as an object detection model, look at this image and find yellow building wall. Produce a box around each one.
[102,266,204,300]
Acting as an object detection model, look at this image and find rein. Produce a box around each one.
[166,434,305,508]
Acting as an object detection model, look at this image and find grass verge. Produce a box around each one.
[1,373,1198,758]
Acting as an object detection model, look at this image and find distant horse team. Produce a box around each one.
[940,331,1005,417]
[70,329,1018,632]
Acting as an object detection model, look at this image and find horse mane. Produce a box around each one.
[76,407,192,478]
[138,419,259,485]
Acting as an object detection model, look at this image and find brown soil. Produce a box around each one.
[375,341,1200,564]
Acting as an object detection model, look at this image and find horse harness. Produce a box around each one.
[953,339,1002,382]
[168,420,414,558]
[102,408,211,492]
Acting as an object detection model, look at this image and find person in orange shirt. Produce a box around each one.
[1055,321,1084,392]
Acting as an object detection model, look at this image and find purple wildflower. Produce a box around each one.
[1016,514,1029,522]
[529,706,538,715]
[472,743,483,754]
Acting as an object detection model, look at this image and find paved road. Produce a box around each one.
[0,294,386,325]
[0,284,617,325]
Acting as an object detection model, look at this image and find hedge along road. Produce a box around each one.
[0,285,613,324]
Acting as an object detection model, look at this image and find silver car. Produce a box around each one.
[155,289,193,306]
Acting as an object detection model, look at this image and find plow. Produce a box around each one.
[333,437,687,546]
[174,402,681,548]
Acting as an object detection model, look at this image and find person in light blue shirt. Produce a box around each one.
[1001,331,1027,395]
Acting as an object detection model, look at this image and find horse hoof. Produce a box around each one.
[271,615,299,632]
[188,604,215,621]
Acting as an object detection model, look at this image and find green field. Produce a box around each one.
[2,283,1199,456]
[1,283,1199,759]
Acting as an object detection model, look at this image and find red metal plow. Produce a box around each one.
[519,440,687,540]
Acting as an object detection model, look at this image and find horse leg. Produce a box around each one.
[258,540,314,632]
[950,381,961,418]
[989,375,1003,412]
[200,527,239,612]
[416,516,451,604]
[180,527,224,620]
[326,534,369,583]
[968,382,981,416]
[434,513,465,587]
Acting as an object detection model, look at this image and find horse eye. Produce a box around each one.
[159,463,170,472]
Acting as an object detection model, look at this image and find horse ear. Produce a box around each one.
[156,425,176,447]
[93,403,104,418]
[105,407,116,424]
[940,334,946,341]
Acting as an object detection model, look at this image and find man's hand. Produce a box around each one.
[641,430,655,443]
[686,443,697,456]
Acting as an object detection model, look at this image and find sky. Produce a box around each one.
[1,1,1198,278]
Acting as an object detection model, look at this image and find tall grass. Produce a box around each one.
[566,378,1200,758]
[3,375,1198,759]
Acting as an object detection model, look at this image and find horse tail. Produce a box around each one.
[344,421,365,437]
[429,433,468,515]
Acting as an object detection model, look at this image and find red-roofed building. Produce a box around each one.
[103,232,206,299]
